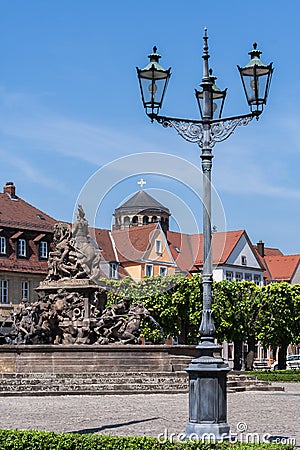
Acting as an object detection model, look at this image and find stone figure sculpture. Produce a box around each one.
[0,294,150,345]
[46,223,80,280]
[46,206,101,282]
[72,205,101,281]
[0,205,155,346]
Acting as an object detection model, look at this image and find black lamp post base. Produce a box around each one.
[186,422,230,441]
[185,355,231,441]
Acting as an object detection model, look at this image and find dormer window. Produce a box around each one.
[241,255,247,266]
[18,238,27,257]
[155,239,162,254]
[110,262,118,279]
[39,241,48,259]
[0,236,6,255]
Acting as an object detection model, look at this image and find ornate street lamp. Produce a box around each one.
[136,46,171,118]
[238,42,273,113]
[195,68,227,119]
[137,29,273,440]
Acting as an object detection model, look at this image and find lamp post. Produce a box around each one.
[137,29,273,440]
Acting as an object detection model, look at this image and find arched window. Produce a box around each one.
[143,215,149,225]
[132,216,138,226]
[124,216,130,227]
[151,216,157,223]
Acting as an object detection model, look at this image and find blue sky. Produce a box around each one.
[0,1,299,254]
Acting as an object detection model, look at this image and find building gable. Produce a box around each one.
[225,233,263,269]
[142,223,176,266]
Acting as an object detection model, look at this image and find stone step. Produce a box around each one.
[0,371,283,396]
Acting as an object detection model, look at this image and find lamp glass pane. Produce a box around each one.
[140,77,165,108]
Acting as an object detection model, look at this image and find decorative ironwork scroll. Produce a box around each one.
[160,118,205,147]
[209,115,253,147]
[157,114,254,148]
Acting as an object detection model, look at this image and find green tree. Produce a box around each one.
[256,282,295,369]
[101,274,203,344]
[291,284,300,345]
[213,280,260,370]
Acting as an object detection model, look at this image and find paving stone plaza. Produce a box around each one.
[0,382,298,446]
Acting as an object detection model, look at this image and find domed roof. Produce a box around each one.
[114,190,170,215]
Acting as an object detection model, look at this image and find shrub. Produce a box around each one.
[0,430,294,450]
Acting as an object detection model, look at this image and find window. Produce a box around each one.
[21,281,29,300]
[241,255,247,266]
[155,240,162,254]
[142,215,149,225]
[226,271,233,281]
[254,274,261,286]
[151,216,157,223]
[18,239,26,257]
[159,266,167,276]
[245,273,252,281]
[132,216,138,226]
[124,216,130,227]
[145,264,153,277]
[0,280,8,304]
[39,241,48,259]
[235,272,243,281]
[0,236,6,255]
[110,262,118,279]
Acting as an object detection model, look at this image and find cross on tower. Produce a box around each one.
[137,178,146,190]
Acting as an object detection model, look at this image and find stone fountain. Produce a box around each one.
[0,206,148,346]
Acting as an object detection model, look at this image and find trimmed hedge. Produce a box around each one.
[0,430,294,450]
[246,370,300,382]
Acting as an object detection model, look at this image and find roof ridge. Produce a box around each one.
[114,190,170,214]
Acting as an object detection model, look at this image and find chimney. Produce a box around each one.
[256,240,265,257]
[4,182,16,198]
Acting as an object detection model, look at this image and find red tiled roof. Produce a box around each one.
[195,230,246,266]
[167,229,248,272]
[167,231,198,273]
[111,223,158,263]
[0,192,57,232]
[0,259,48,274]
[264,254,300,281]
[263,247,283,256]
[92,228,116,262]
[253,245,283,257]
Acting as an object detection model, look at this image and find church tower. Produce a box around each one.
[113,179,170,233]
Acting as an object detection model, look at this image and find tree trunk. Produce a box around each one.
[245,336,256,371]
[178,320,188,344]
[233,340,242,370]
[278,343,288,370]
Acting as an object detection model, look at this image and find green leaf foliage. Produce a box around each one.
[246,370,300,382]
[100,277,300,354]
[213,281,260,343]
[256,283,297,348]
[101,274,203,344]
